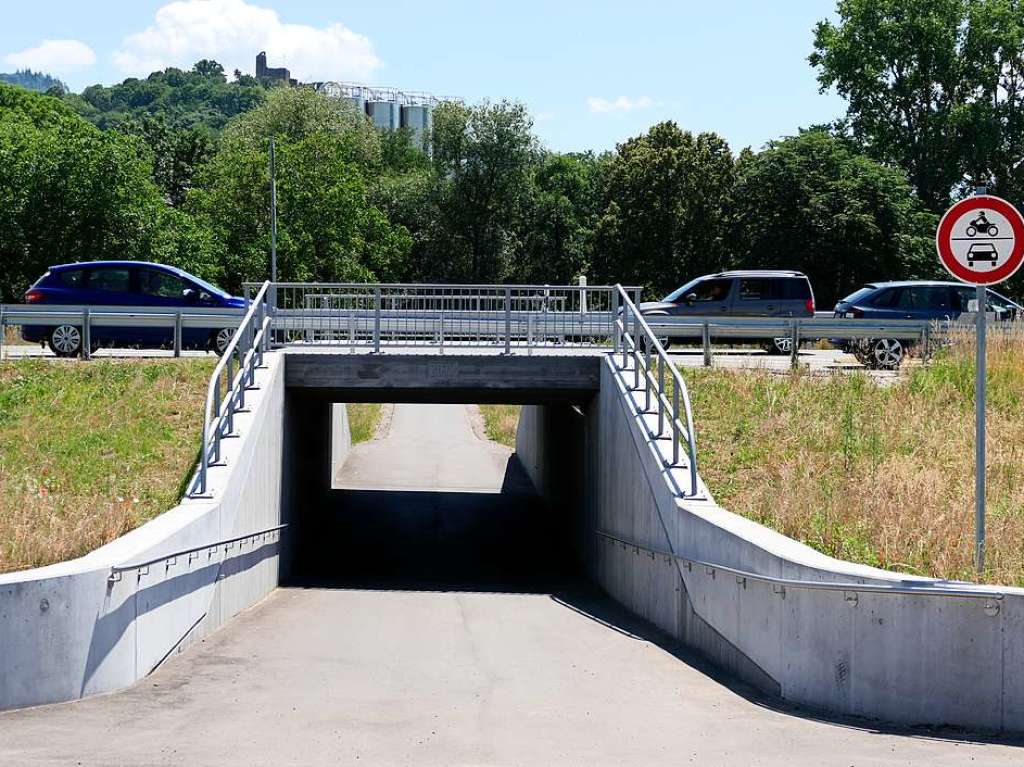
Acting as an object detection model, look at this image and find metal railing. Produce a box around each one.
[245,282,641,351]
[108,524,287,584]
[191,282,272,496]
[0,304,242,359]
[596,530,1006,606]
[612,286,701,498]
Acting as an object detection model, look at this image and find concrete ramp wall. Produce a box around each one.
[0,354,287,711]
[518,357,1024,732]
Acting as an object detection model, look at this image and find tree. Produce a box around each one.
[429,101,540,282]
[518,152,608,283]
[730,130,937,307]
[118,117,215,206]
[592,122,735,296]
[810,0,1024,211]
[188,87,409,289]
[0,83,184,301]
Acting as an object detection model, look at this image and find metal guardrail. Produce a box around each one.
[612,286,701,498]
[108,523,287,584]
[244,282,642,351]
[0,304,242,359]
[191,282,272,496]
[596,530,1006,605]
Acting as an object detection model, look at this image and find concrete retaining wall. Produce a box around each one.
[517,357,1024,731]
[0,353,286,711]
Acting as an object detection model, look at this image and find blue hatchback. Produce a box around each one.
[22,261,246,357]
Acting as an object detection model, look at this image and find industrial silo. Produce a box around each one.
[401,105,433,150]
[366,100,401,131]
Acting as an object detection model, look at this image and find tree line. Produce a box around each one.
[2,2,1023,306]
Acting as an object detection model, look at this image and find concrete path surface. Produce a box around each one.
[1,403,1020,766]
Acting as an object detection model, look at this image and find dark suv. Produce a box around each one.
[833,280,1023,368]
[640,270,816,353]
[21,261,245,357]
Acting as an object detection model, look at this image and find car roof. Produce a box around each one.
[864,280,987,289]
[50,260,181,274]
[711,270,808,279]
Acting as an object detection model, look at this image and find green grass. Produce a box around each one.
[347,403,383,444]
[0,358,214,573]
[479,404,520,447]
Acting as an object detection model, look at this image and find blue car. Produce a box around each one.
[22,261,246,357]
[832,280,1022,368]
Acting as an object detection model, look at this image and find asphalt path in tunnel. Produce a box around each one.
[1,404,1020,766]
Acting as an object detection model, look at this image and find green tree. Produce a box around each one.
[0,84,181,302]
[119,117,215,206]
[810,0,1024,210]
[428,100,540,282]
[592,122,735,296]
[731,130,937,307]
[188,87,409,289]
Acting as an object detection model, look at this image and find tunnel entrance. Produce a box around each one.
[281,396,588,593]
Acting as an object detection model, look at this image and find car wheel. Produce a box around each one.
[213,327,235,356]
[765,337,792,355]
[48,325,82,357]
[868,338,904,370]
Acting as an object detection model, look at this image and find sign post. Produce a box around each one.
[936,193,1024,576]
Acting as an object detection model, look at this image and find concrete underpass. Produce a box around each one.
[3,375,1023,764]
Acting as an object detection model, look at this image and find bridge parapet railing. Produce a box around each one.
[244,282,642,351]
[191,281,272,497]
[612,285,701,498]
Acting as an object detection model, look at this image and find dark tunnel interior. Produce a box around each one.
[279,392,589,593]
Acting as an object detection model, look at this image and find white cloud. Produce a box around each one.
[586,96,654,114]
[113,0,382,82]
[3,39,96,75]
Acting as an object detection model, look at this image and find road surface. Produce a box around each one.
[1,404,1017,766]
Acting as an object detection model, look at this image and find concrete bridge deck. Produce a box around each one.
[1,404,1020,766]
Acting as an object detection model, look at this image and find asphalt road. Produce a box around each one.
[0,404,1018,766]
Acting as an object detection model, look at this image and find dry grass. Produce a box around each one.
[347,403,383,444]
[0,358,214,574]
[479,404,520,447]
[681,326,1024,585]
[3,326,28,346]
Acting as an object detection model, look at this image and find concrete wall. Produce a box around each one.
[0,354,287,711]
[330,403,352,481]
[517,357,1024,731]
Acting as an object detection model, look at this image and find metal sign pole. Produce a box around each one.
[269,137,278,284]
[975,282,986,575]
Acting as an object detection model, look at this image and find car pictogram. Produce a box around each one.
[967,242,999,264]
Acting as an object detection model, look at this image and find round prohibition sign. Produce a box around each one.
[936,195,1024,285]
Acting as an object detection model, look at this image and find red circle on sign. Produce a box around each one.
[936,195,1024,285]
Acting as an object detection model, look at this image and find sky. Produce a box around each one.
[0,0,846,154]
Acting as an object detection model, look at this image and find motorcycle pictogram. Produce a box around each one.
[966,212,999,238]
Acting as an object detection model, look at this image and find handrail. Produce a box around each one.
[613,285,700,497]
[595,530,1005,602]
[108,523,287,583]
[191,281,272,496]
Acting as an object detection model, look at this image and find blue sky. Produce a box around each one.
[0,0,846,153]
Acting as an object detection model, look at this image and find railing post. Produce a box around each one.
[225,352,235,435]
[657,358,665,437]
[504,286,512,355]
[173,311,182,357]
[439,310,445,355]
[644,343,652,412]
[611,289,620,353]
[373,287,382,354]
[82,308,91,360]
[702,321,711,367]
[212,384,222,465]
[790,319,800,370]
[348,311,355,353]
[632,306,640,390]
[672,379,680,466]
[527,311,534,355]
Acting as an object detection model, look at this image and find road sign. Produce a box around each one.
[936,191,1024,578]
[935,194,1024,285]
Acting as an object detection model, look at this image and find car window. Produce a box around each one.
[894,289,915,309]
[57,270,84,287]
[691,278,732,302]
[139,269,187,299]
[782,278,811,299]
[986,291,1017,314]
[869,288,900,308]
[739,279,770,300]
[88,268,131,293]
[912,286,953,311]
[841,286,876,305]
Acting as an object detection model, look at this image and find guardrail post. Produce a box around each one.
[82,308,91,360]
[790,320,800,370]
[348,311,355,353]
[373,287,382,353]
[173,311,183,357]
[702,321,711,367]
[439,310,445,355]
[0,305,6,361]
[527,312,534,355]
[504,287,512,355]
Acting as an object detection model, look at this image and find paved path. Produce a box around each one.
[1,404,1018,766]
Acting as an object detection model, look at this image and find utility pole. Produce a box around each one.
[269,136,278,284]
